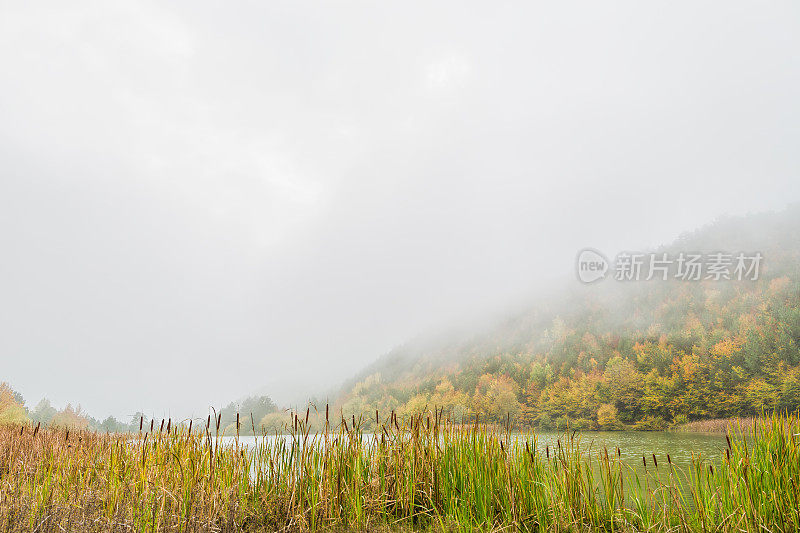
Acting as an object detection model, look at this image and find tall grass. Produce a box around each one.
[672,417,761,434]
[0,411,798,531]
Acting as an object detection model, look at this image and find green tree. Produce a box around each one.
[31,399,57,425]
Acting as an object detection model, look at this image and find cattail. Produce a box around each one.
[709,464,714,475]
[352,414,356,429]
[217,413,222,431]
[652,454,658,468]
[616,447,621,458]
[139,416,143,432]
[642,456,647,468]
[188,420,193,436]
[167,419,171,434]
[667,454,672,465]
[150,420,154,432]
[65,429,69,443]
[546,445,550,459]
[159,419,164,433]
[376,410,379,426]
[236,413,240,433]
[726,448,730,463]
[326,404,329,424]
[305,408,309,425]
[20,426,24,436]
[726,435,731,449]
[33,422,40,437]
[206,415,210,431]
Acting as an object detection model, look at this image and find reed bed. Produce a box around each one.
[672,417,760,434]
[0,411,798,532]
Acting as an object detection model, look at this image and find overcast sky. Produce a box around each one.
[1,1,798,420]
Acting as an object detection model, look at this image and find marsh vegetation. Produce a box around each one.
[1,411,798,532]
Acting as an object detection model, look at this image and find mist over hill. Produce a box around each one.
[334,206,800,430]
[2,206,797,433]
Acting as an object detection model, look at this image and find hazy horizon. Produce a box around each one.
[2,2,799,421]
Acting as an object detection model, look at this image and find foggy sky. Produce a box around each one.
[1,1,799,420]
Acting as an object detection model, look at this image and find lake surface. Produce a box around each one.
[529,431,727,466]
[220,430,727,470]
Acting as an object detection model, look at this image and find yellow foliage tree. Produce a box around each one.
[0,382,29,426]
[50,404,89,430]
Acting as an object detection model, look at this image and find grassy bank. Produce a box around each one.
[672,417,765,434]
[1,411,798,532]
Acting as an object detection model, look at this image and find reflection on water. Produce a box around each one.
[218,430,727,469]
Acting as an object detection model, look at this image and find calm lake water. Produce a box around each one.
[530,431,727,466]
[221,431,728,470]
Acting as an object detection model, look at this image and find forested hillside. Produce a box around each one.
[336,207,800,430]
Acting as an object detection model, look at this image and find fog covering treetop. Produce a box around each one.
[335,206,800,430]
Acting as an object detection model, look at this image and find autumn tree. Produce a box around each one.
[0,382,28,426]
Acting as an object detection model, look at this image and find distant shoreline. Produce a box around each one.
[671,417,763,434]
